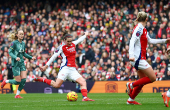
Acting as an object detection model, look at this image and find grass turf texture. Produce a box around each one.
[0,93,166,110]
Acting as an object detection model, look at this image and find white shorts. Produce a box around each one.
[130,60,151,70]
[58,66,82,82]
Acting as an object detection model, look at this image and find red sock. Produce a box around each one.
[44,79,52,86]
[131,85,143,99]
[132,77,152,87]
[81,89,87,98]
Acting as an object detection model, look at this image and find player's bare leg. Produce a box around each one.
[76,77,94,101]
[52,78,63,88]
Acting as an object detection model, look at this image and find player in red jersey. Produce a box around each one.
[34,31,94,101]
[127,11,170,105]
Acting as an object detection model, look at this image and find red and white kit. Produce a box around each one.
[46,35,86,81]
[129,23,166,70]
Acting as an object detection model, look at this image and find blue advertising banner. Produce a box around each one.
[0,81,95,94]
[24,82,77,93]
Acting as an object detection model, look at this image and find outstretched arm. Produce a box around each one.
[147,32,167,44]
[40,46,63,72]
[46,48,62,66]
[72,32,89,45]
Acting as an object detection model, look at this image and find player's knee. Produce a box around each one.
[54,85,60,88]
[80,79,86,86]
[151,76,156,82]
[53,83,61,88]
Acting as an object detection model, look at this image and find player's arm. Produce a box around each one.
[40,47,62,71]
[72,32,89,45]
[8,42,17,59]
[46,50,61,66]
[129,27,143,61]
[23,52,32,59]
[23,43,32,59]
[147,32,167,44]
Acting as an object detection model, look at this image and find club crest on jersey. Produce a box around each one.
[11,43,14,46]
[136,31,141,37]
[55,49,59,53]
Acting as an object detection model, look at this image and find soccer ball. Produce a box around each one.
[67,91,78,101]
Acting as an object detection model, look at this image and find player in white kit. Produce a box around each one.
[126,11,170,105]
[34,31,94,101]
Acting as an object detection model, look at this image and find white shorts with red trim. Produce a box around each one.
[130,60,151,70]
[58,66,81,82]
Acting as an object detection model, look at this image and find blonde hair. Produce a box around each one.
[8,29,23,41]
[135,11,147,22]
[8,32,17,41]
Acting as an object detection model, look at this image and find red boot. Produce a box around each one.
[82,97,95,101]
[15,95,23,99]
[1,79,7,89]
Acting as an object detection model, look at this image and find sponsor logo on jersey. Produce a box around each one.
[105,82,118,93]
[67,47,75,52]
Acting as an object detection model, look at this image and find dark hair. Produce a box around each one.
[63,30,68,36]
[63,30,72,40]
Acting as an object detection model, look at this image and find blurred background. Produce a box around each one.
[0,0,170,84]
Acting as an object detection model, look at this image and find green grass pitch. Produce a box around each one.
[0,93,166,110]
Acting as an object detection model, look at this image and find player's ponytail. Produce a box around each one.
[8,29,23,41]
[8,32,17,41]
[135,11,147,22]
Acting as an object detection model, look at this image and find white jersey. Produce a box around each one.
[129,23,166,70]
